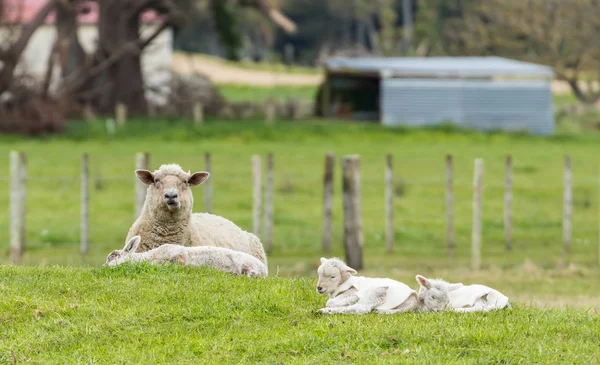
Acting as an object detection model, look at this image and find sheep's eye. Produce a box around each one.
[330,276,336,279]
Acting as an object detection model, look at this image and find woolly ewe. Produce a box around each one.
[125,163,267,265]
[105,236,268,277]
[315,257,418,315]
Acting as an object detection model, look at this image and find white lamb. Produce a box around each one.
[416,275,511,312]
[315,257,419,315]
[105,236,268,277]
[125,163,267,265]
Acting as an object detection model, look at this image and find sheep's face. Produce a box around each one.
[104,236,141,267]
[316,257,357,295]
[136,164,209,214]
[416,275,457,311]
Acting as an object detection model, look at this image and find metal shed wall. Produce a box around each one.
[381,79,554,135]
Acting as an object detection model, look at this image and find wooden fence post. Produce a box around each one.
[564,155,572,253]
[342,155,363,270]
[504,154,513,251]
[264,153,274,253]
[252,155,262,237]
[81,153,89,256]
[10,151,26,265]
[472,158,484,270]
[193,102,204,125]
[135,153,150,218]
[385,154,394,254]
[322,153,335,253]
[204,152,212,213]
[265,98,276,125]
[116,102,127,126]
[446,154,454,258]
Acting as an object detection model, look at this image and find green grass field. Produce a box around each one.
[2,264,599,364]
[1,120,600,308]
[2,118,600,363]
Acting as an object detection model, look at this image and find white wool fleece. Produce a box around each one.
[125,163,267,265]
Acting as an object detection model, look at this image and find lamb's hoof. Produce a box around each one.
[317,308,331,315]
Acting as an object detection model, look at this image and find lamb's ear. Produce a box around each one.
[188,171,210,186]
[123,236,141,253]
[343,265,357,276]
[416,275,431,289]
[135,169,155,185]
[447,283,463,291]
[320,257,327,265]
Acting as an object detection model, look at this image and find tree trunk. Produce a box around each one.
[97,0,147,115]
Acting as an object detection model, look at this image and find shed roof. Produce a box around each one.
[325,56,554,79]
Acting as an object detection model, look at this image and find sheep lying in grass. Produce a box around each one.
[315,257,418,315]
[105,236,268,278]
[125,163,267,265]
[416,275,511,312]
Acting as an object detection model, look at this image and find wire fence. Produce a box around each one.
[3,150,600,268]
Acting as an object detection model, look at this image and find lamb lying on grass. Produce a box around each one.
[416,275,511,312]
[315,257,418,315]
[105,236,268,278]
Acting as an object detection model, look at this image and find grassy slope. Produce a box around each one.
[1,265,599,365]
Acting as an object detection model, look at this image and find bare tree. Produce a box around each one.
[440,0,600,104]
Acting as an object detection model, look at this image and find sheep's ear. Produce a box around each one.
[188,171,210,186]
[320,257,327,265]
[123,236,141,253]
[416,275,431,289]
[344,266,357,276]
[136,169,155,185]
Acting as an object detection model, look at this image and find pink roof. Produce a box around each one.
[2,0,163,24]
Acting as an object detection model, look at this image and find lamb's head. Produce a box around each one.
[104,236,141,267]
[135,164,209,214]
[316,257,357,295]
[416,275,461,311]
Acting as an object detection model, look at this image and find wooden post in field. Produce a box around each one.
[504,154,513,251]
[252,155,262,237]
[10,151,26,265]
[264,153,274,253]
[446,154,454,258]
[135,152,150,219]
[116,102,127,126]
[322,153,335,252]
[265,98,276,125]
[193,102,204,125]
[563,155,572,253]
[81,153,89,256]
[204,152,212,213]
[385,154,394,254]
[342,155,363,270]
[472,158,484,270]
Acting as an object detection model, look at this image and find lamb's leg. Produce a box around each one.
[318,287,388,315]
[453,298,489,312]
[326,289,360,308]
[375,294,420,314]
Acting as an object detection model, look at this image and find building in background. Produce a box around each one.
[0,0,173,105]
[322,56,555,135]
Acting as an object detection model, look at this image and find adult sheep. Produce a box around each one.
[125,163,267,265]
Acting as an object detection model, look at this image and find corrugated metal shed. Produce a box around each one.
[322,56,555,135]
[325,56,554,79]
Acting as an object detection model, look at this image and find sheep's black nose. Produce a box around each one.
[164,192,178,200]
[317,286,323,291]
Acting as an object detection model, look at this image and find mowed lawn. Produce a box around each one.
[1,264,599,364]
[1,120,600,308]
